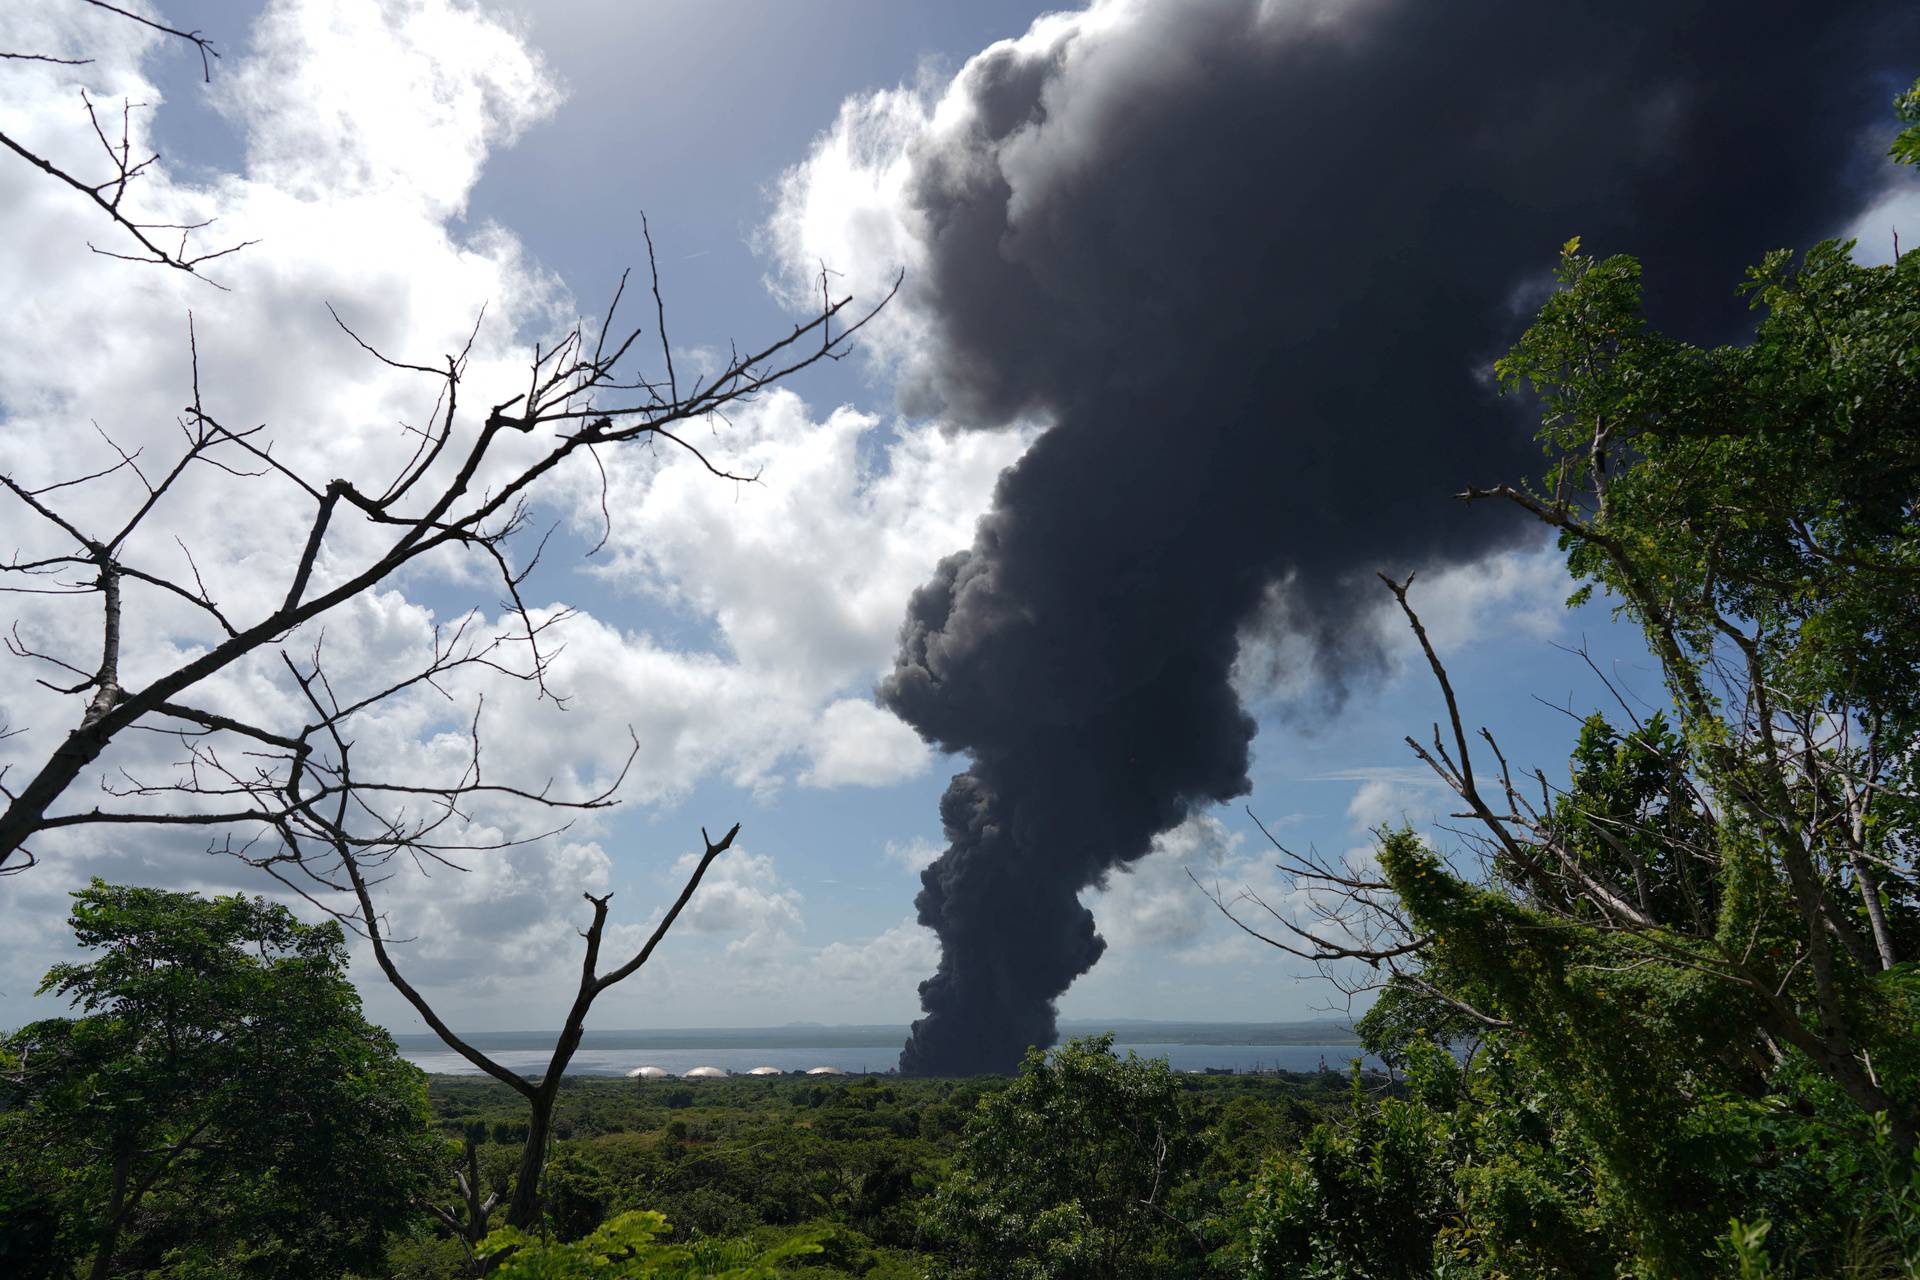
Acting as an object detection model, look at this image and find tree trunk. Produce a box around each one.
[1850,850,1899,972]
[0,722,113,868]
[504,1091,557,1229]
[87,1146,130,1280]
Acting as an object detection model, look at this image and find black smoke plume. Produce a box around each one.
[842,0,1918,1075]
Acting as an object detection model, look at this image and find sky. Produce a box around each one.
[2,0,1917,1045]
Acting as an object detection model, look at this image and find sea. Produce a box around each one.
[395,1020,1382,1078]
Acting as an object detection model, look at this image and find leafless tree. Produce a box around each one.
[290,700,744,1236]
[1,1,250,282]
[3,7,903,1236]
[0,247,893,872]
[1202,556,1918,1151]
[0,240,893,1225]
[426,1137,503,1264]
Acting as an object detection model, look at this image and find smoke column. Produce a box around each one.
[772,0,1920,1074]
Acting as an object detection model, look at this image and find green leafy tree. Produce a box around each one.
[1365,237,1913,1268]
[1243,1035,1619,1280]
[1463,223,1920,1117]
[1893,75,1920,166]
[1366,229,1920,1271]
[923,1034,1201,1280]
[477,1210,822,1278]
[1242,1056,1457,1280]
[0,880,446,1279]
[1230,86,1920,1274]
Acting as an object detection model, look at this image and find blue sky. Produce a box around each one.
[3,0,1913,1040]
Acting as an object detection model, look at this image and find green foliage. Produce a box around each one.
[478,1210,823,1278]
[1856,1112,1920,1276]
[1499,237,1920,1034]
[1243,1062,1455,1279]
[1712,1105,1920,1277]
[1496,234,1920,748]
[1893,76,1920,167]
[381,1231,477,1280]
[0,880,445,1279]
[1353,158,1920,1272]
[1439,1045,1614,1278]
[1723,1220,1776,1280]
[1380,830,1749,1274]
[413,1067,1350,1279]
[1354,983,1480,1072]
[1550,712,1720,926]
[920,1035,1203,1279]
[1243,1040,1617,1280]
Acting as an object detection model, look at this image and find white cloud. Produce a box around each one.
[1083,813,1240,950]
[666,846,804,954]
[760,83,934,380]
[799,698,931,788]
[569,913,941,1025]
[520,389,1029,801]
[1345,776,1443,832]
[574,864,941,1024]
[353,837,615,991]
[1380,546,1569,654]
[1307,765,1437,784]
[0,0,1028,1029]
[813,916,940,994]
[0,0,571,761]
[219,0,560,218]
[882,836,942,874]
[1073,795,1424,982]
[577,392,1030,692]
